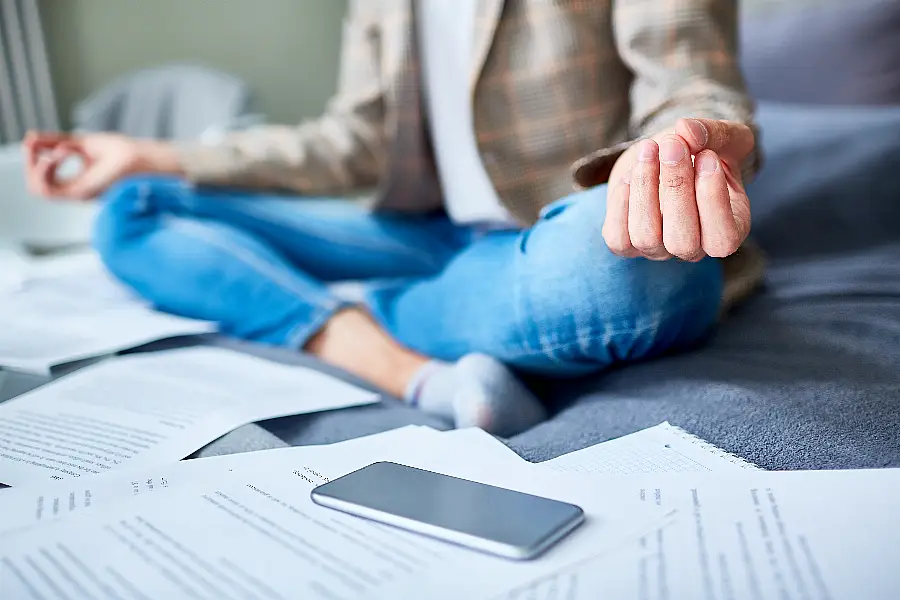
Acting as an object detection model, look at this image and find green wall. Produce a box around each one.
[37,0,348,129]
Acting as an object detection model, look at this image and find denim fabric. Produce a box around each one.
[93,178,722,377]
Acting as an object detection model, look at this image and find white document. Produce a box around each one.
[544,422,759,474]
[0,426,517,536]
[505,469,900,600]
[0,430,665,600]
[518,424,756,598]
[0,347,379,486]
[0,251,216,374]
[0,246,29,294]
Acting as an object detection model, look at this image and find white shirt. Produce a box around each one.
[416,0,516,227]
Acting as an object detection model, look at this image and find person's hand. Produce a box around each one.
[23,131,181,200]
[603,118,755,261]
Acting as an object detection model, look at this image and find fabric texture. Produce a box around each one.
[740,0,900,106]
[92,181,722,376]
[176,0,758,224]
[193,423,289,458]
[417,0,515,226]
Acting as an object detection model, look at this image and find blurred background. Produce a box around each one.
[0,0,348,251]
[40,0,346,130]
[0,0,898,251]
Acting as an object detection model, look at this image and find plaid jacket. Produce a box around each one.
[179,0,764,310]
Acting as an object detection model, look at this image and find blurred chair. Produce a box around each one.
[72,63,262,140]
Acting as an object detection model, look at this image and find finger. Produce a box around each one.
[30,154,59,196]
[56,170,103,201]
[657,135,702,261]
[675,118,754,166]
[30,145,84,199]
[23,131,73,168]
[602,168,638,257]
[627,139,669,259]
[695,150,746,257]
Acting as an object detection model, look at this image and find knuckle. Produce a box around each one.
[631,234,663,254]
[724,231,744,254]
[680,247,707,262]
[632,171,657,190]
[662,174,687,190]
[607,239,633,256]
[603,227,633,255]
[684,252,707,263]
[705,230,742,258]
[603,235,634,254]
[665,237,701,260]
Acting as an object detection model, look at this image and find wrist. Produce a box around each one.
[130,140,184,177]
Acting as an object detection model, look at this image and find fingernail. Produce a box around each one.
[659,137,686,165]
[621,167,632,183]
[638,140,657,162]
[686,119,708,147]
[696,153,719,177]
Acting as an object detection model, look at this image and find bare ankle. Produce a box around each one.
[305,308,428,398]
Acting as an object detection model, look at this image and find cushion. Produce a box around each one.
[740,0,900,105]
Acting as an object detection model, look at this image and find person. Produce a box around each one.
[24,0,763,437]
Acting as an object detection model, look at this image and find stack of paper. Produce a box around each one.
[0,251,217,374]
[0,245,29,294]
[0,426,670,599]
[0,346,380,486]
[505,426,900,600]
[2,420,898,599]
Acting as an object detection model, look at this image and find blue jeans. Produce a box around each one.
[92,177,722,377]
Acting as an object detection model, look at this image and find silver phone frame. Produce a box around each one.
[310,468,585,561]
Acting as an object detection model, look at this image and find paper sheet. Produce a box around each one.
[0,429,665,600]
[0,426,518,536]
[505,469,900,600]
[0,246,29,294]
[0,251,216,374]
[0,347,379,486]
[543,422,759,474]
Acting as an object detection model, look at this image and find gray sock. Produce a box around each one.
[404,354,547,437]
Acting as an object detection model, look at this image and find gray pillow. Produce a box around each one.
[740,0,900,105]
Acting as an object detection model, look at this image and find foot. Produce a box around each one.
[405,354,547,437]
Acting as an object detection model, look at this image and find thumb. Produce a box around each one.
[675,118,755,163]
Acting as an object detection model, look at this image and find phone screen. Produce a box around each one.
[310,462,584,559]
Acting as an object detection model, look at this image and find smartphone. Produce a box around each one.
[310,461,584,560]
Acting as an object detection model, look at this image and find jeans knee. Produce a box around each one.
[92,175,183,264]
[516,187,723,364]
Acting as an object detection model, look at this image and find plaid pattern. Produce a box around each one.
[178,0,763,310]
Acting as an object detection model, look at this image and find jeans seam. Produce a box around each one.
[512,245,540,358]
[167,216,339,309]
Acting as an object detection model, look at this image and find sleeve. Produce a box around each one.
[572,0,761,188]
[176,0,387,195]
